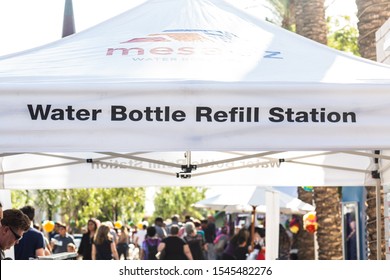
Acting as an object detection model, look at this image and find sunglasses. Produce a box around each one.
[8,226,23,241]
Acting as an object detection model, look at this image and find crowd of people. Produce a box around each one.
[1,204,292,260]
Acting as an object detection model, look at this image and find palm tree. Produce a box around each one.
[264,0,296,30]
[355,0,390,259]
[295,0,327,44]
[313,187,342,259]
[294,0,343,260]
[356,0,390,60]
[265,0,345,260]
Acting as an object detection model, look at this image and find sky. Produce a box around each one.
[0,0,357,57]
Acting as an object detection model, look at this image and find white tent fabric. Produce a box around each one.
[0,0,388,259]
[0,151,379,189]
[1,0,390,153]
[193,186,315,214]
[0,0,389,188]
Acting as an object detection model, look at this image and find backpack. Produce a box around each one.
[146,239,158,260]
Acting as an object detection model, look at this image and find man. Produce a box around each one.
[51,222,75,254]
[154,217,167,239]
[166,214,181,234]
[0,209,30,260]
[14,205,45,259]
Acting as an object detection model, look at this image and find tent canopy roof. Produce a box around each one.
[1,0,390,189]
[1,0,390,86]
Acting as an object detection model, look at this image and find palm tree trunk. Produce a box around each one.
[355,0,390,259]
[294,0,344,260]
[296,0,328,44]
[313,187,343,259]
[365,186,386,259]
[356,0,390,60]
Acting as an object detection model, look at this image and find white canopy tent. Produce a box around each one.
[1,0,390,259]
[193,186,315,214]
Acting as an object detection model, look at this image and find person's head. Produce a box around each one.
[193,219,201,228]
[170,224,179,236]
[171,214,180,223]
[155,217,163,226]
[221,226,228,234]
[142,221,149,230]
[94,224,111,245]
[0,209,30,250]
[87,218,100,233]
[146,226,156,238]
[19,205,35,222]
[57,222,67,236]
[185,221,196,235]
[254,227,265,238]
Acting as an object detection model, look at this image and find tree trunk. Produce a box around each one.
[296,0,327,44]
[356,0,390,60]
[313,187,343,259]
[356,0,389,259]
[365,186,386,259]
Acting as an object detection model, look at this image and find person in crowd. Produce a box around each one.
[183,221,206,260]
[203,216,217,260]
[116,225,130,260]
[154,217,167,239]
[14,205,45,259]
[78,218,100,260]
[134,221,149,250]
[233,232,249,260]
[140,226,161,260]
[51,221,76,254]
[222,227,249,260]
[252,226,266,260]
[0,209,30,260]
[214,226,229,260]
[134,221,148,250]
[178,216,194,237]
[49,222,60,241]
[92,224,119,260]
[166,214,181,234]
[157,224,192,260]
[33,223,52,256]
[103,221,118,246]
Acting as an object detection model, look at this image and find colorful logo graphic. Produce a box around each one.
[120,29,237,44]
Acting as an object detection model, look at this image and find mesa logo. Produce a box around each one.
[106,29,237,57]
[120,29,237,43]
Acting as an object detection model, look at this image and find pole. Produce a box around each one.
[250,205,256,251]
[62,0,75,38]
[376,178,382,260]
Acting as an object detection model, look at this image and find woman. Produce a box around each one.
[222,227,249,260]
[78,218,100,260]
[92,224,119,260]
[183,222,206,260]
[116,226,130,260]
[140,226,161,260]
[157,225,192,260]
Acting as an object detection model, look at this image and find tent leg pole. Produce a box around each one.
[251,206,256,251]
[376,179,382,260]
